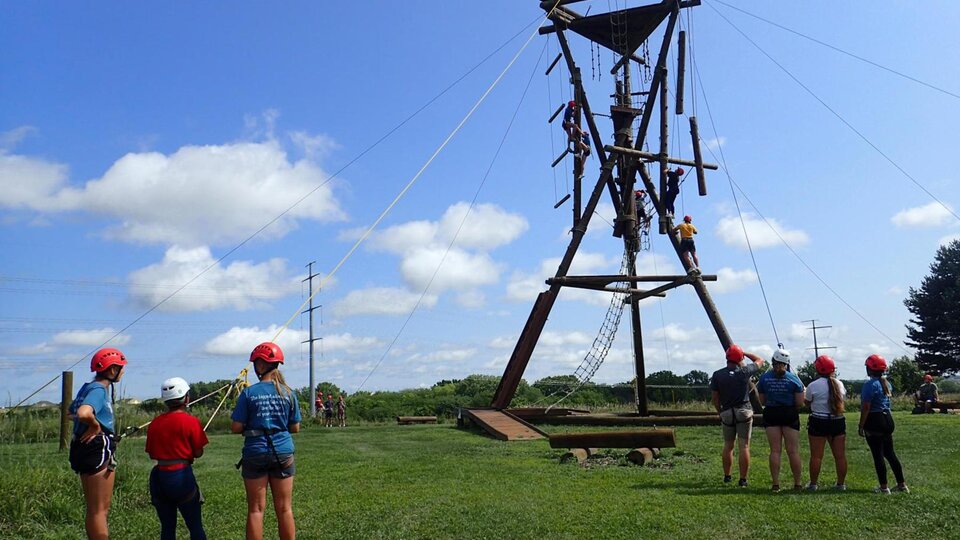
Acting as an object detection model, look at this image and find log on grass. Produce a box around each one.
[560,448,593,464]
[549,429,676,449]
[396,416,437,425]
[626,447,655,465]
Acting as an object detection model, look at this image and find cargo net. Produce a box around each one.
[544,249,631,411]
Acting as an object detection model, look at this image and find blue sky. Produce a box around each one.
[2,1,958,404]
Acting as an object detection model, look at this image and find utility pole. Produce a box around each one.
[302,262,322,417]
[803,319,836,360]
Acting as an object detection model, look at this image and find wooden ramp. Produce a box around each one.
[463,408,546,441]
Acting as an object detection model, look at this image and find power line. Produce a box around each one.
[711,0,960,101]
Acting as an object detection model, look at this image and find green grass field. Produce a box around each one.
[2,413,958,539]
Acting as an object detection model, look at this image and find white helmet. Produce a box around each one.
[772,349,791,365]
[160,377,190,402]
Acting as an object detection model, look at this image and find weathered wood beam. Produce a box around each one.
[676,30,686,115]
[548,274,717,285]
[545,53,563,76]
[605,145,718,170]
[689,116,708,195]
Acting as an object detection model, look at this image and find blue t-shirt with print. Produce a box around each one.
[70,382,115,436]
[861,377,893,412]
[231,381,302,458]
[757,371,804,407]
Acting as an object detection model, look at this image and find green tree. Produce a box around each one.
[905,239,960,374]
[887,356,924,395]
[683,370,710,386]
[795,361,817,386]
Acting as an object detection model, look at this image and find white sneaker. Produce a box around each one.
[893,484,910,493]
[874,487,891,494]
[833,484,847,491]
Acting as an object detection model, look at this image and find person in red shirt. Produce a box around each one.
[145,377,209,540]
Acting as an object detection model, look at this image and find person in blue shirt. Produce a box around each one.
[757,349,805,492]
[69,347,128,540]
[858,354,908,494]
[231,342,302,540]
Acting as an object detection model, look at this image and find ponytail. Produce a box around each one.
[880,376,891,397]
[271,369,294,400]
[827,376,845,415]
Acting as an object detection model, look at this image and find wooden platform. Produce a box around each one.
[463,408,547,441]
[508,408,718,427]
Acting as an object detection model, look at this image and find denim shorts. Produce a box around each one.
[241,453,295,479]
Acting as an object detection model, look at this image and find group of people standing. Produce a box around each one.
[314,390,347,427]
[68,342,302,540]
[710,344,909,494]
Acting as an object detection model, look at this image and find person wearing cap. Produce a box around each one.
[859,354,908,494]
[915,374,939,413]
[145,377,209,540]
[671,215,700,273]
[757,348,805,492]
[804,355,847,491]
[68,347,128,540]
[662,166,684,217]
[231,342,302,540]
[710,344,765,487]
[314,390,324,418]
[323,394,335,427]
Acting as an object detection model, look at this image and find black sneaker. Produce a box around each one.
[723,475,732,483]
[738,479,748,488]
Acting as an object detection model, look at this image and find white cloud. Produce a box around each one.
[540,330,594,347]
[887,286,905,296]
[319,333,382,353]
[649,324,697,342]
[127,246,299,312]
[455,290,486,308]
[51,328,131,347]
[0,153,70,211]
[505,251,617,302]
[203,325,307,358]
[716,213,809,249]
[892,202,954,228]
[436,202,528,251]
[331,287,437,318]
[705,136,726,151]
[939,233,960,247]
[1,139,346,246]
[408,348,476,363]
[711,267,758,293]
[0,126,37,150]
[400,247,502,292]
[13,343,58,355]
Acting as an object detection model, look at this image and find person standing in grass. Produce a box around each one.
[804,355,847,491]
[145,377,209,540]
[231,342,302,540]
[336,394,346,427]
[757,349,805,492]
[710,344,765,487]
[69,347,127,540]
[323,395,334,427]
[859,354,908,494]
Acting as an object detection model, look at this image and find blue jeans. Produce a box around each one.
[149,466,206,540]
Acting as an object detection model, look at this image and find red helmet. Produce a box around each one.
[91,348,127,373]
[676,167,685,175]
[568,100,576,107]
[250,342,284,364]
[924,374,934,382]
[814,355,836,376]
[864,354,887,372]
[683,215,692,222]
[725,344,744,362]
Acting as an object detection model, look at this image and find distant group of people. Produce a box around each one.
[314,390,346,427]
[69,342,302,539]
[711,345,909,494]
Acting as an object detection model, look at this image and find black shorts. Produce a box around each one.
[324,409,333,418]
[763,406,800,431]
[864,410,895,437]
[680,238,696,253]
[808,415,846,437]
[69,432,117,475]
[241,453,295,480]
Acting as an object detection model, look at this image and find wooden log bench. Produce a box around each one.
[548,429,676,450]
[938,401,960,413]
[396,416,437,425]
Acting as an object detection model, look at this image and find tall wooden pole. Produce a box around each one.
[59,371,73,451]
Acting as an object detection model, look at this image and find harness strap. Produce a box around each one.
[156,459,191,467]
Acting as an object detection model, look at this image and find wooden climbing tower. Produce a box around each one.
[489,0,732,417]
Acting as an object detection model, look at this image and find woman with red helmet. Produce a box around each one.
[858,354,908,494]
[231,342,302,540]
[68,347,128,539]
[803,355,847,491]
